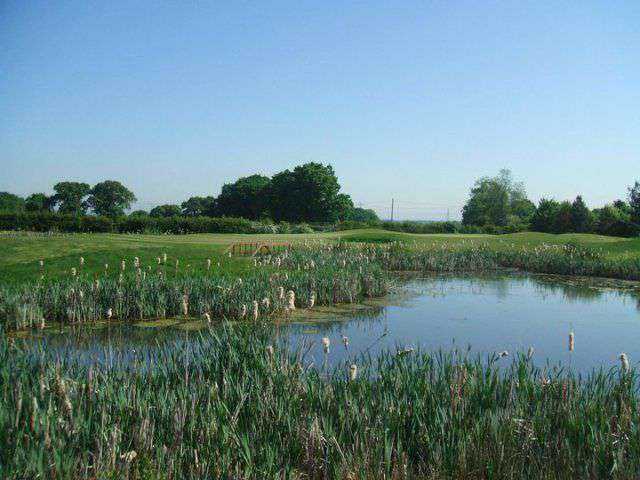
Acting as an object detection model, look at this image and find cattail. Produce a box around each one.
[308,291,316,308]
[106,308,113,320]
[206,258,211,270]
[498,350,509,358]
[240,304,247,318]
[120,260,126,271]
[30,396,38,432]
[156,257,161,265]
[349,364,358,381]
[79,256,85,266]
[568,332,574,352]
[105,263,109,271]
[162,253,168,264]
[342,335,349,348]
[527,346,534,360]
[278,286,285,300]
[39,259,44,268]
[322,337,330,354]
[619,353,629,373]
[181,295,189,316]
[71,267,77,277]
[266,345,274,357]
[252,300,259,321]
[120,451,137,463]
[175,259,179,268]
[262,297,271,309]
[38,318,45,330]
[134,256,140,268]
[287,290,296,310]
[203,312,211,324]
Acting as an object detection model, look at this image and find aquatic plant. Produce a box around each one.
[2,325,639,479]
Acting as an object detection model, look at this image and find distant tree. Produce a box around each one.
[24,193,53,212]
[150,204,182,217]
[347,207,380,223]
[530,198,560,233]
[129,210,149,217]
[553,201,573,233]
[629,181,640,224]
[0,192,25,212]
[86,180,136,217]
[570,195,592,233]
[462,171,510,226]
[268,163,344,223]
[216,175,270,219]
[613,199,632,216]
[52,182,91,215]
[331,193,355,222]
[181,196,217,217]
[593,204,630,235]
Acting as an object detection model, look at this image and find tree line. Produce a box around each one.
[461,169,640,237]
[0,163,379,224]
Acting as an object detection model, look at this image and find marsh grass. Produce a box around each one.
[2,324,639,479]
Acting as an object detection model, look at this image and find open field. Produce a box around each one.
[2,229,639,284]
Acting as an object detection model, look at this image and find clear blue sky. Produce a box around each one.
[1,1,638,219]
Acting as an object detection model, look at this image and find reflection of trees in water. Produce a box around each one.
[530,276,640,306]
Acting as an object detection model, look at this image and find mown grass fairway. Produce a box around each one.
[1,229,639,284]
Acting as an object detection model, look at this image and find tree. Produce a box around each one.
[531,198,560,233]
[87,180,136,217]
[217,175,270,219]
[150,204,182,217]
[570,195,592,233]
[347,207,380,223]
[593,204,630,236]
[553,201,573,233]
[25,193,53,212]
[0,192,25,212]
[629,181,640,224]
[129,210,149,217]
[52,182,91,215]
[181,196,216,217]
[268,163,344,223]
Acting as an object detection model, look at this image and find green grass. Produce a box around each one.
[2,229,639,285]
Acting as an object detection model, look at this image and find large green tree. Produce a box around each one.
[0,192,25,212]
[181,196,216,217]
[347,207,380,223]
[553,201,573,233]
[268,163,348,223]
[217,175,270,219]
[24,193,53,212]
[52,182,91,215]
[87,180,136,217]
[150,204,182,217]
[530,198,560,233]
[462,170,535,227]
[570,195,592,233]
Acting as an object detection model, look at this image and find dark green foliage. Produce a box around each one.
[531,198,559,233]
[24,193,53,212]
[129,209,149,217]
[0,191,25,212]
[150,204,182,218]
[181,196,216,217]
[346,207,380,223]
[570,195,592,233]
[216,175,271,219]
[86,180,136,217]
[52,181,91,215]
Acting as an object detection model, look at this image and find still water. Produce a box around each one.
[16,273,640,373]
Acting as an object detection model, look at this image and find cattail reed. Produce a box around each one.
[287,290,296,310]
[569,332,574,352]
[181,295,189,317]
[71,267,77,277]
[162,253,167,264]
[106,308,113,320]
[620,353,629,373]
[322,337,330,354]
[308,291,316,308]
[252,300,259,321]
[206,258,211,270]
[349,364,358,381]
[120,260,126,271]
[79,256,85,266]
[203,312,211,324]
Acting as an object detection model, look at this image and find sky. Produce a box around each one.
[1,1,639,220]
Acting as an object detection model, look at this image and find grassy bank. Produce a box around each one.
[2,325,638,479]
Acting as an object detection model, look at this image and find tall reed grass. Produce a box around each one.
[2,325,638,479]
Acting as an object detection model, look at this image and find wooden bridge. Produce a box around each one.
[227,242,292,256]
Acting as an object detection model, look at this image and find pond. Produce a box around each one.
[14,273,640,373]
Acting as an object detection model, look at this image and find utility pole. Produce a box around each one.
[390,198,394,222]
[447,208,450,221]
